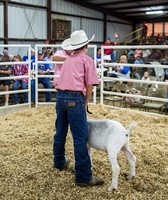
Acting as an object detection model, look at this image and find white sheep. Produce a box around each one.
[87,118,137,192]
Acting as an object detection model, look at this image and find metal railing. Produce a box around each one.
[124,27,142,44]
[0,44,31,114]
[100,45,168,110]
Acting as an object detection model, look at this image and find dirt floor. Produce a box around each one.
[0,104,168,200]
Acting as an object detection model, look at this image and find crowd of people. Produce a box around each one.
[96,38,168,80]
[0,48,58,106]
[0,33,168,110]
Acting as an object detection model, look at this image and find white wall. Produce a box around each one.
[51,0,133,43]
[0,0,133,46]
[52,0,104,19]
[52,14,104,42]
[107,22,133,42]
[0,3,4,38]
[8,5,47,39]
[81,19,104,42]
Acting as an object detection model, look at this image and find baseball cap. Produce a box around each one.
[38,50,43,55]
[105,37,111,41]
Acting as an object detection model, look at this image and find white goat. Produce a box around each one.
[87,119,137,192]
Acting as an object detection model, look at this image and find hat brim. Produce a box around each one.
[61,34,95,50]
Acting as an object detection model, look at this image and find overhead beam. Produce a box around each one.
[106,2,168,11]
[7,0,47,10]
[118,8,168,15]
[97,0,154,6]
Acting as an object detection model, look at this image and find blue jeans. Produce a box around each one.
[53,91,92,183]
[166,92,168,109]
[31,78,51,103]
[111,50,117,62]
[13,80,28,103]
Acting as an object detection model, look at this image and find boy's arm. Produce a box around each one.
[85,84,93,110]
[52,56,67,61]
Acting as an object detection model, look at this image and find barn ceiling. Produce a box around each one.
[65,0,168,23]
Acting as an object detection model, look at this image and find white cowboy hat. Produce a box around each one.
[61,30,95,50]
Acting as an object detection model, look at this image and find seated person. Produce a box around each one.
[160,54,168,65]
[12,55,28,104]
[132,56,144,79]
[141,71,150,81]
[31,50,51,103]
[142,49,151,62]
[96,47,101,68]
[134,49,142,59]
[127,50,135,64]
[141,71,151,88]
[0,57,12,106]
[109,55,130,79]
[23,48,35,69]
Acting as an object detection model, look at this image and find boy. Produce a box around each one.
[53,30,104,187]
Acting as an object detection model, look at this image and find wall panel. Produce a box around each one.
[0,3,4,38]
[81,19,103,42]
[107,22,132,42]
[8,5,47,39]
[52,0,103,19]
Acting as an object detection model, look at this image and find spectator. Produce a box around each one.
[142,71,150,81]
[155,34,162,45]
[134,49,142,59]
[133,55,144,79]
[42,47,47,58]
[142,49,151,62]
[52,47,57,55]
[0,57,12,106]
[141,22,148,41]
[127,50,135,64]
[134,55,144,65]
[149,49,160,61]
[141,71,152,88]
[3,49,13,61]
[44,49,54,70]
[96,47,101,68]
[12,55,28,104]
[102,37,117,62]
[23,48,35,70]
[31,50,51,104]
[160,53,168,65]
[113,55,130,79]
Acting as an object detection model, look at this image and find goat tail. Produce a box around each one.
[126,121,138,136]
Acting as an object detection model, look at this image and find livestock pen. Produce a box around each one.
[0,104,167,200]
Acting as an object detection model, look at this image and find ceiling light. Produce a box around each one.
[146,10,163,15]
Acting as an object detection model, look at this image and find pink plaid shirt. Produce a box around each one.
[12,64,28,83]
[56,51,99,96]
[53,50,69,87]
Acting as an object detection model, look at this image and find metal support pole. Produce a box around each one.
[4,0,8,44]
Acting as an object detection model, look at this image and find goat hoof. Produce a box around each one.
[126,175,135,180]
[107,187,116,192]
